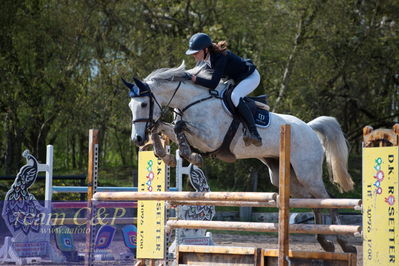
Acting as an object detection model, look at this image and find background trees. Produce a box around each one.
[1,0,398,197]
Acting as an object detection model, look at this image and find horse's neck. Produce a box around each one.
[154,81,232,152]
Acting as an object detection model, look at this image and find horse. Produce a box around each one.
[123,62,356,253]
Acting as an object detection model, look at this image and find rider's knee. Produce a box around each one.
[231,91,241,107]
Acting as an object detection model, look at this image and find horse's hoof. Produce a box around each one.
[179,149,190,160]
[317,236,335,252]
[189,153,203,167]
[337,236,357,253]
[342,245,357,254]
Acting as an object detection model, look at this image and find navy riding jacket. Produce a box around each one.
[194,50,256,90]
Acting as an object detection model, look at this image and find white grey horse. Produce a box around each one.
[123,62,356,253]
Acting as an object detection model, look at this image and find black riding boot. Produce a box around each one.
[237,99,262,147]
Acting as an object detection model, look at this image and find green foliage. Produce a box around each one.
[1,0,398,199]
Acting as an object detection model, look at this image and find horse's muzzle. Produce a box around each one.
[133,134,146,147]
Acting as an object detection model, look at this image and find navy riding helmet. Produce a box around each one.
[185,33,212,55]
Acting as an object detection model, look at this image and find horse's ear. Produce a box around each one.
[121,78,134,89]
[121,78,139,97]
[133,77,145,88]
[133,77,150,94]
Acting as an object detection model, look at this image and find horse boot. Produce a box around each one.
[237,99,262,147]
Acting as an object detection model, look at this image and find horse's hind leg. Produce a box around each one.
[262,158,336,252]
[307,187,338,252]
[330,209,357,253]
[291,158,337,252]
[313,208,335,252]
[299,161,356,253]
[310,190,356,253]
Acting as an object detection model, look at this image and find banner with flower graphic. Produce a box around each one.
[136,151,166,259]
[363,146,398,265]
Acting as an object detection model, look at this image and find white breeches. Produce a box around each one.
[231,69,260,107]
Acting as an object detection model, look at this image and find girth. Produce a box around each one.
[207,116,241,163]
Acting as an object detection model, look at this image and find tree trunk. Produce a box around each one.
[273,2,325,112]
[4,114,22,175]
[72,133,76,169]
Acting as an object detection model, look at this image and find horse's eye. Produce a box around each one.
[141,102,148,108]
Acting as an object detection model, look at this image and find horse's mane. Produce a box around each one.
[144,61,212,82]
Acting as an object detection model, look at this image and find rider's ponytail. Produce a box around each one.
[209,41,228,55]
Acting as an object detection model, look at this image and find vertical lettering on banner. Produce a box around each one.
[137,151,165,259]
[363,146,399,265]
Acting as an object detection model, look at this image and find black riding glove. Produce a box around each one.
[183,72,192,80]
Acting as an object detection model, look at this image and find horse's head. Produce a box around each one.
[123,62,211,146]
[122,77,162,146]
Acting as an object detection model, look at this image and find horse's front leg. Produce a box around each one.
[151,126,176,167]
[174,121,203,167]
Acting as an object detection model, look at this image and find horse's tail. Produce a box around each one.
[308,116,354,192]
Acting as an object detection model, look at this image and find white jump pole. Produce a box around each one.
[42,145,54,209]
[175,150,188,192]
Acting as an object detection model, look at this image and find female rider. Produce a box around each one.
[185,32,262,147]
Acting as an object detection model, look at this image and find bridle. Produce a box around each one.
[131,93,157,133]
[131,81,182,133]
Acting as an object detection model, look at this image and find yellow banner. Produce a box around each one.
[137,151,166,259]
[363,147,399,265]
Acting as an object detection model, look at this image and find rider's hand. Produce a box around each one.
[184,72,192,80]
[191,75,196,82]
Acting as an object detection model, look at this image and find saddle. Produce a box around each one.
[209,83,271,163]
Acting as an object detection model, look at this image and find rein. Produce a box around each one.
[179,89,221,115]
[180,95,213,114]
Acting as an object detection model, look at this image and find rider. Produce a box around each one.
[185,32,262,147]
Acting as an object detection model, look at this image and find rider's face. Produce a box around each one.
[192,48,207,62]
